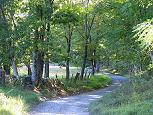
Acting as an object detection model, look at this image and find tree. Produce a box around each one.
[73,0,99,79]
[94,0,153,74]
[53,2,80,79]
[19,0,55,86]
[0,0,21,76]
[134,19,153,64]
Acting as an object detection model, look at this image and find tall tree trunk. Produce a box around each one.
[3,65,10,75]
[31,19,39,86]
[31,5,45,86]
[44,22,50,78]
[27,65,32,76]
[31,50,38,86]
[12,58,18,77]
[80,42,88,79]
[91,60,95,76]
[65,23,73,80]
[44,0,54,79]
[107,56,110,67]
[0,68,5,86]
[80,7,89,79]
[150,51,153,64]
[91,48,96,76]
[36,51,44,85]
[25,63,32,76]
[66,59,70,79]
[66,42,71,80]
[44,60,49,78]
[0,5,11,76]
[32,44,44,86]
[24,61,32,76]
[31,51,44,86]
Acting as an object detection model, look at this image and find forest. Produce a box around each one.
[0,0,153,115]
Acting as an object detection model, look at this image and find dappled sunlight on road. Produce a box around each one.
[30,73,128,115]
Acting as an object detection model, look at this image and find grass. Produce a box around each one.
[18,65,80,77]
[0,86,40,115]
[89,77,153,115]
[61,74,112,95]
[34,74,112,98]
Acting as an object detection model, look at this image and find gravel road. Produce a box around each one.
[30,73,128,115]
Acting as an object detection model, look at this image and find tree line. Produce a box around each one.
[0,0,153,86]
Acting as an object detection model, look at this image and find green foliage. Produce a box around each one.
[134,18,153,50]
[61,74,112,94]
[93,0,153,74]
[0,86,40,114]
[0,0,153,78]
[86,75,111,89]
[1,0,153,114]
[53,5,81,25]
[89,78,153,115]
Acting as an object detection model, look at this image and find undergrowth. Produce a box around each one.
[0,74,111,115]
[39,74,112,98]
[89,77,153,115]
[62,74,112,95]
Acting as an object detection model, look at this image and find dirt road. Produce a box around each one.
[30,73,128,115]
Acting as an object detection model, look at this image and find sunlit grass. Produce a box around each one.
[0,93,26,115]
[18,65,80,77]
[0,87,40,115]
[62,74,112,94]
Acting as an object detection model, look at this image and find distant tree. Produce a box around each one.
[53,2,80,79]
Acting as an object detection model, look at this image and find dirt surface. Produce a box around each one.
[30,73,128,115]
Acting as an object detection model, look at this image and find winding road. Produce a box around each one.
[30,73,128,115]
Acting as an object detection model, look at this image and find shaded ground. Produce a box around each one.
[30,73,128,115]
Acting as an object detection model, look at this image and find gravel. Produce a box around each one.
[30,73,128,115]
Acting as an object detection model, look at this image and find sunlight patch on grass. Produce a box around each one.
[0,93,26,115]
[0,87,40,115]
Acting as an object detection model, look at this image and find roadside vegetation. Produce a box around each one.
[61,74,112,95]
[0,0,153,114]
[0,73,111,114]
[0,87,40,115]
[89,76,153,115]
[37,74,112,98]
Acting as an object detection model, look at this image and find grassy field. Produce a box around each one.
[18,65,80,78]
[0,87,40,115]
[89,78,153,115]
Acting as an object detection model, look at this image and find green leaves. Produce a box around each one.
[133,19,153,50]
[53,5,81,25]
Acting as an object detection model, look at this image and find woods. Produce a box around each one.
[0,0,106,86]
[1,0,153,114]
[0,0,153,85]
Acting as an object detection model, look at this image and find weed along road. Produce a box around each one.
[30,73,128,115]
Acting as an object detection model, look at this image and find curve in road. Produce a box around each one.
[30,73,128,115]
